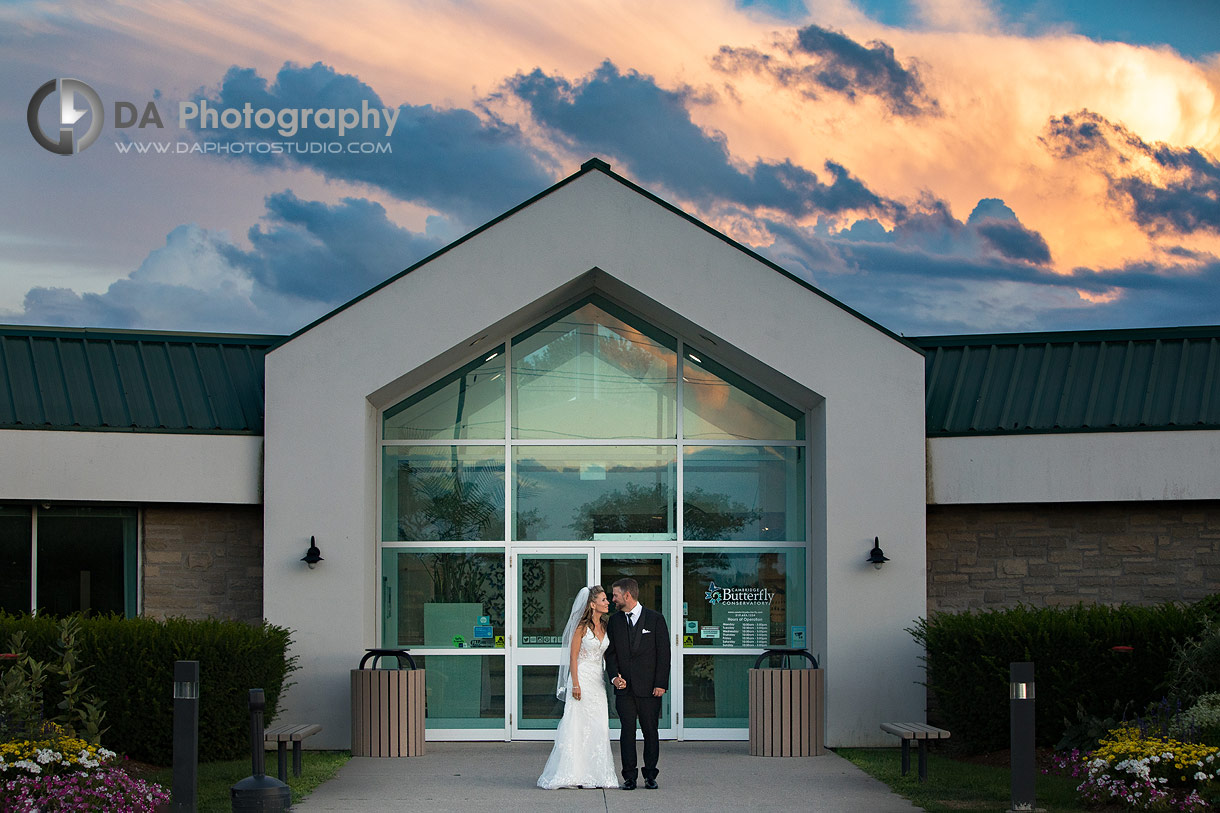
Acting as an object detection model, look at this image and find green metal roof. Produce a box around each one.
[917,326,1220,437]
[0,326,277,434]
[6,320,1220,438]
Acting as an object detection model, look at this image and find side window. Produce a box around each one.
[0,506,31,614]
[36,507,138,617]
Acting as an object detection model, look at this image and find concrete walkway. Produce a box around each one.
[293,741,921,812]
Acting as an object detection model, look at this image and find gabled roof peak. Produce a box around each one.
[580,157,612,173]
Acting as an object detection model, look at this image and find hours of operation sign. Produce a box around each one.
[715,605,769,647]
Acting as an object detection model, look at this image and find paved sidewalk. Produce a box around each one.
[293,741,921,812]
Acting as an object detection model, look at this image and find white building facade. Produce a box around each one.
[263,162,927,747]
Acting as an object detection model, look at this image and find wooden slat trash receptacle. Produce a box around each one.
[351,648,425,757]
[748,648,825,757]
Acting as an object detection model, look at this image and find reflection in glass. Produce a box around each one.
[684,447,805,541]
[519,555,588,646]
[683,548,805,649]
[513,446,677,541]
[0,507,30,615]
[413,655,505,729]
[383,348,505,440]
[600,555,668,620]
[382,447,505,541]
[518,666,650,730]
[682,352,802,441]
[513,300,676,439]
[519,665,564,729]
[381,549,505,647]
[683,655,753,728]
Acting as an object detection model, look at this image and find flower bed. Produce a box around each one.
[1055,723,1220,811]
[0,723,168,812]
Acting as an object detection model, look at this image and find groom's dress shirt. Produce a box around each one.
[626,605,642,627]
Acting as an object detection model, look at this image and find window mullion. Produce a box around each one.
[29,504,37,615]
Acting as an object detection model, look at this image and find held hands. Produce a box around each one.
[610,673,663,695]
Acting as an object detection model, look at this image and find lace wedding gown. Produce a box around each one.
[537,627,620,789]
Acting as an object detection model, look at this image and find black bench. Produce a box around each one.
[880,722,950,781]
[264,723,322,782]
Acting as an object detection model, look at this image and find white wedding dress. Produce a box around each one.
[536,627,620,789]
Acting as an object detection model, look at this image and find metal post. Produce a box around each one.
[249,689,265,778]
[172,660,199,813]
[1009,662,1036,813]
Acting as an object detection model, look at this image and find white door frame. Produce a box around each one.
[506,544,681,740]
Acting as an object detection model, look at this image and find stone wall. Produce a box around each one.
[927,501,1220,613]
[142,504,263,624]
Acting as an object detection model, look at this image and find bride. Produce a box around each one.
[537,585,620,789]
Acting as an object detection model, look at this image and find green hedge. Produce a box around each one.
[0,613,296,765]
[910,598,1212,752]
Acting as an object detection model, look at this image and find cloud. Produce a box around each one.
[966,199,1052,265]
[507,60,891,219]
[829,194,1052,265]
[712,24,939,116]
[910,0,998,33]
[9,193,443,333]
[756,214,1220,335]
[1044,109,1220,236]
[974,220,1052,265]
[189,62,554,224]
[222,191,444,304]
[13,226,264,332]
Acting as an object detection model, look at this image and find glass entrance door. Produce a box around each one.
[511,550,593,739]
[509,547,676,739]
[599,550,675,738]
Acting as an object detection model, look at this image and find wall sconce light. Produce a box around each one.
[301,536,323,569]
[867,537,889,570]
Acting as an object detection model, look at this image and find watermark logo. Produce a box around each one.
[27,78,395,157]
[28,79,104,155]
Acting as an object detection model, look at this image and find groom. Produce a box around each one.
[604,577,670,790]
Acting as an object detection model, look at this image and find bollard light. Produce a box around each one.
[230,689,291,812]
[1009,662,1036,813]
[172,660,199,813]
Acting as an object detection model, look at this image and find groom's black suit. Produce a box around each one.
[604,605,670,783]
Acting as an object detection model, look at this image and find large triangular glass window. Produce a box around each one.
[512,297,677,439]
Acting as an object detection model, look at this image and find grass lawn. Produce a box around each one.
[835,747,1098,813]
[145,750,350,813]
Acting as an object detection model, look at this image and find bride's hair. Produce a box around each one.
[576,585,607,635]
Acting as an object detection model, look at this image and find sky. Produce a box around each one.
[1,0,1218,338]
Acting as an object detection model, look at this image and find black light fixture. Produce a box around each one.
[867,537,889,570]
[301,536,323,569]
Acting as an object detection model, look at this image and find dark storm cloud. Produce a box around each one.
[712,24,938,116]
[508,61,890,218]
[189,62,553,224]
[1045,110,1220,235]
[974,221,1053,264]
[220,191,443,304]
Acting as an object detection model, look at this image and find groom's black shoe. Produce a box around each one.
[621,779,637,790]
[644,778,659,790]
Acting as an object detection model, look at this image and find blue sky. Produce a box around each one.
[1,1,1217,336]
